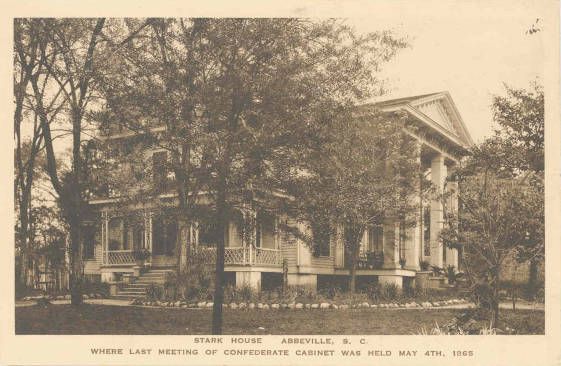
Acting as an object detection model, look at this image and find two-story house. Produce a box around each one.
[81,91,473,297]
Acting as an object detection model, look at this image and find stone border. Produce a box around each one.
[129,298,470,309]
[21,293,107,301]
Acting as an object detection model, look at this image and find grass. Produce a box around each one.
[15,304,544,335]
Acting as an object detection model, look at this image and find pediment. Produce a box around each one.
[412,99,457,134]
[377,92,473,148]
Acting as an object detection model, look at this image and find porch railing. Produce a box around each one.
[195,246,282,267]
[102,246,282,267]
[253,247,282,266]
[105,250,136,266]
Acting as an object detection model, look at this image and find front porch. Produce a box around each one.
[101,246,283,268]
[97,207,283,271]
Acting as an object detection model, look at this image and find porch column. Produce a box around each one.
[236,271,261,291]
[103,211,109,265]
[334,224,345,268]
[405,143,422,271]
[382,220,400,269]
[178,219,190,272]
[430,154,447,268]
[143,210,152,266]
[240,208,257,264]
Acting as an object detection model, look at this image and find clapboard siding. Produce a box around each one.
[280,218,298,268]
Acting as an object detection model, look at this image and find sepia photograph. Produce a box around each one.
[12,12,547,338]
[4,2,560,365]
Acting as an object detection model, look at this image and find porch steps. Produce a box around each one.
[113,268,174,299]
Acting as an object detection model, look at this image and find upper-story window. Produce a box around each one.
[152,151,169,191]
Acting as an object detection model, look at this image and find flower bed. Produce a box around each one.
[129,297,470,310]
[22,292,108,301]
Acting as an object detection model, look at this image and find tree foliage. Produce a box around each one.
[95,18,408,333]
[441,82,544,328]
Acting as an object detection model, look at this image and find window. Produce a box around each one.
[152,151,168,191]
[132,223,145,250]
[312,220,331,257]
[108,215,146,251]
[108,217,128,250]
[83,226,96,259]
[368,226,384,252]
[152,216,177,256]
[198,220,220,247]
[256,211,275,249]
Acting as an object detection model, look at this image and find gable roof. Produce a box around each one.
[374,91,474,149]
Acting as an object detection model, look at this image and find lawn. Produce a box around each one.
[15,304,544,335]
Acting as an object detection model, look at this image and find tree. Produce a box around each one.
[281,108,419,293]
[19,18,107,305]
[492,82,544,296]
[441,82,544,328]
[97,18,407,333]
[14,19,67,288]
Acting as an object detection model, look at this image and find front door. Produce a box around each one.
[151,216,177,266]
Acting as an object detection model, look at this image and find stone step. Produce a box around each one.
[138,276,167,280]
[117,292,146,297]
[135,279,166,283]
[122,283,150,287]
[121,287,149,292]
[111,294,142,300]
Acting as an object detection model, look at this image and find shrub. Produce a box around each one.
[431,265,444,276]
[146,284,163,301]
[223,284,256,303]
[318,286,343,301]
[163,272,179,300]
[238,283,255,302]
[419,260,430,271]
[159,262,216,301]
[381,283,400,301]
[446,265,456,284]
[364,283,382,302]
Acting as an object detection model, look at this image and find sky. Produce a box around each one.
[348,2,545,142]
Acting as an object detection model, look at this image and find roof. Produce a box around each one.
[374,92,442,107]
[369,91,474,149]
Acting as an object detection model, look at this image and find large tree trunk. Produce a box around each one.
[212,175,228,334]
[489,268,500,330]
[527,258,539,300]
[349,241,359,293]
[68,207,83,306]
[347,226,363,294]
